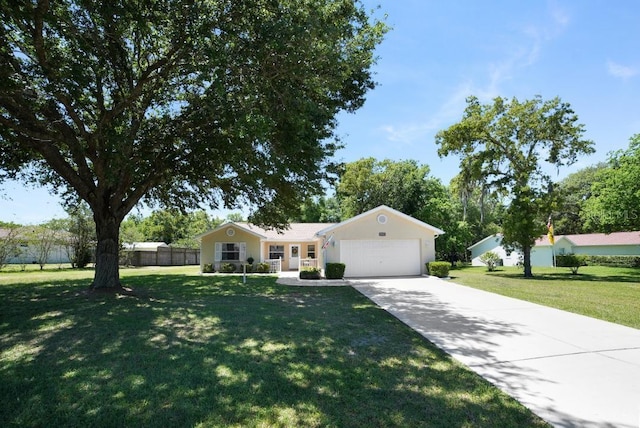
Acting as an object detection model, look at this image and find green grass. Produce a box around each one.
[0,267,548,427]
[448,265,640,329]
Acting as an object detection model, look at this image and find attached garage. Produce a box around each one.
[317,205,445,278]
[340,239,421,277]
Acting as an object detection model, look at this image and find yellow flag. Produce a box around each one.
[547,217,554,245]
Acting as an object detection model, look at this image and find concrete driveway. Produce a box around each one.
[351,276,640,428]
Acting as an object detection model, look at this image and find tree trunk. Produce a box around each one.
[92,213,122,289]
[522,245,533,278]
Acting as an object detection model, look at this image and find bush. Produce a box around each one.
[325,263,346,279]
[583,255,640,268]
[427,261,450,278]
[299,267,321,280]
[556,254,587,274]
[202,263,214,273]
[73,247,93,269]
[479,251,501,272]
[255,262,270,273]
[220,263,236,273]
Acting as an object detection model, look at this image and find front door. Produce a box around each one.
[289,245,300,270]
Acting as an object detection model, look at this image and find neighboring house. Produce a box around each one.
[0,227,71,265]
[468,234,522,267]
[470,231,640,267]
[199,205,445,277]
[121,242,200,266]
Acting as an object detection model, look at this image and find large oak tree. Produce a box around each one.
[436,96,594,277]
[0,0,386,289]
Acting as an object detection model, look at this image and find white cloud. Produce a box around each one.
[607,61,637,80]
[378,3,572,148]
[549,1,571,28]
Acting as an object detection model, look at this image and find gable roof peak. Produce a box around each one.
[316,205,445,236]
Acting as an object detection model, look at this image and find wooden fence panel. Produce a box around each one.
[123,247,200,267]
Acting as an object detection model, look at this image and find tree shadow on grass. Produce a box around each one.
[451,269,640,284]
[0,273,548,427]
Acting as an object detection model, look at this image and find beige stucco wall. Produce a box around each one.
[322,210,438,274]
[200,224,324,271]
[200,224,262,270]
[260,240,324,270]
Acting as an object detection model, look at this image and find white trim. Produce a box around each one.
[316,205,445,237]
[467,233,502,251]
[214,242,222,262]
[535,235,576,247]
[289,244,300,270]
[197,221,266,240]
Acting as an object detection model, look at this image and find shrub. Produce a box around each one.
[556,254,587,274]
[427,261,450,278]
[583,255,640,268]
[220,263,236,273]
[479,251,502,272]
[73,247,93,269]
[299,267,321,280]
[202,263,214,273]
[325,263,346,279]
[255,262,270,273]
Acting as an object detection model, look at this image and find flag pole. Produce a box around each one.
[547,215,556,268]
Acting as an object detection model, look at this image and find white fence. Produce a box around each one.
[266,258,282,273]
[299,258,319,270]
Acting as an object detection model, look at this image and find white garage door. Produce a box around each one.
[340,239,421,277]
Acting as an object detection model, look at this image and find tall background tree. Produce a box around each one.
[552,164,607,235]
[581,134,640,232]
[436,96,594,277]
[291,196,342,223]
[337,158,433,218]
[0,1,386,289]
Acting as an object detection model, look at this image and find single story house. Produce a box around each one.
[469,231,640,267]
[199,205,445,277]
[0,227,71,265]
[468,234,521,267]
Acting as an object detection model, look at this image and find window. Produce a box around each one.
[269,245,284,260]
[221,243,240,260]
[215,242,246,261]
[307,244,316,259]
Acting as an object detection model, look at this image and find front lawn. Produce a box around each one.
[449,265,640,329]
[0,267,547,427]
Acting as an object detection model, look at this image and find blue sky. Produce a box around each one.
[1,0,639,224]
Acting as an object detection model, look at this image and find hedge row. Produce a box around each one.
[582,255,640,268]
[202,262,271,273]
